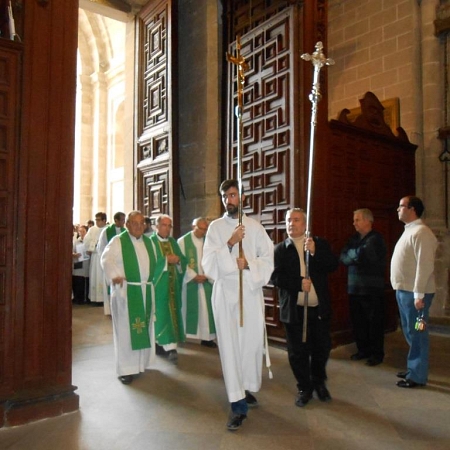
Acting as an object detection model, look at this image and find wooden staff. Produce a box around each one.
[301,42,334,342]
[226,35,248,327]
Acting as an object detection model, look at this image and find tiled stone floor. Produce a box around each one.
[1,304,449,450]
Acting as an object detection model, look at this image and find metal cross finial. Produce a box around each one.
[301,41,335,71]
[301,41,335,106]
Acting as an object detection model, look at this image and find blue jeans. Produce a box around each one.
[396,290,433,384]
[231,398,248,416]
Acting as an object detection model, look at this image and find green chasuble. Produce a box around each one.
[182,232,215,335]
[120,232,164,350]
[106,223,126,242]
[150,233,187,345]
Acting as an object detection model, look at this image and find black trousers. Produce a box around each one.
[284,306,331,392]
[349,293,385,360]
[72,276,90,303]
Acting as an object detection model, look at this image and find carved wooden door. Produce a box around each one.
[136,0,179,233]
[226,7,303,341]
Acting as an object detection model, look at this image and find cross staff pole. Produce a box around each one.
[226,35,248,327]
[300,42,334,342]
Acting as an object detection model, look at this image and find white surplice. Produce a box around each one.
[178,231,215,341]
[202,214,274,403]
[84,225,107,308]
[97,225,124,316]
[101,234,157,376]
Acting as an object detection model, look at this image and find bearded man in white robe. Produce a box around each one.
[202,179,274,431]
[101,211,165,385]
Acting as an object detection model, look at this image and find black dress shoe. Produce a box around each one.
[118,375,133,385]
[396,379,424,388]
[245,390,258,406]
[396,371,408,379]
[315,384,332,402]
[366,357,383,366]
[167,350,178,363]
[155,344,168,356]
[295,390,312,407]
[201,340,218,348]
[226,414,247,431]
[350,352,369,361]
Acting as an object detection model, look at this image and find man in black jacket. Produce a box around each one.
[340,208,386,366]
[271,208,338,407]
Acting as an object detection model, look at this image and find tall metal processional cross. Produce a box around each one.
[300,41,334,342]
[226,35,249,327]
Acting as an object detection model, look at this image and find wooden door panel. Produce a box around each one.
[226,8,298,340]
[136,0,179,232]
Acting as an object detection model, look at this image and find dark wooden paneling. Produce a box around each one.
[0,1,79,427]
[0,39,21,399]
[225,1,329,342]
[323,94,417,344]
[136,0,180,235]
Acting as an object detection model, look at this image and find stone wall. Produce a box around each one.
[328,0,449,317]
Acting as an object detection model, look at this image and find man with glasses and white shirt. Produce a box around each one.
[391,196,437,388]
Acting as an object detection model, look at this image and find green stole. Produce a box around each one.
[107,223,125,242]
[106,224,125,295]
[158,239,180,338]
[120,232,157,350]
[152,235,186,343]
[183,233,215,334]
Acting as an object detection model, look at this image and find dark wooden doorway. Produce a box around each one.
[135,0,180,235]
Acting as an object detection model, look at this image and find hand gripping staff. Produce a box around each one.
[300,42,334,342]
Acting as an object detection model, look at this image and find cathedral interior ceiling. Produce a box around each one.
[79,0,143,21]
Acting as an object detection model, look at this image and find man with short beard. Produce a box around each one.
[202,179,274,431]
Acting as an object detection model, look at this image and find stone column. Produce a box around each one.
[415,0,449,316]
[178,0,223,232]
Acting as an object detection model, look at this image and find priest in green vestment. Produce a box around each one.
[150,214,187,363]
[101,211,165,385]
[178,217,216,348]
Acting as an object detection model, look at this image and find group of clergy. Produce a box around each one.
[100,211,216,385]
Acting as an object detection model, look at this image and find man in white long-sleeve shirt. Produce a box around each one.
[390,196,437,388]
[101,211,165,385]
[202,179,274,431]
